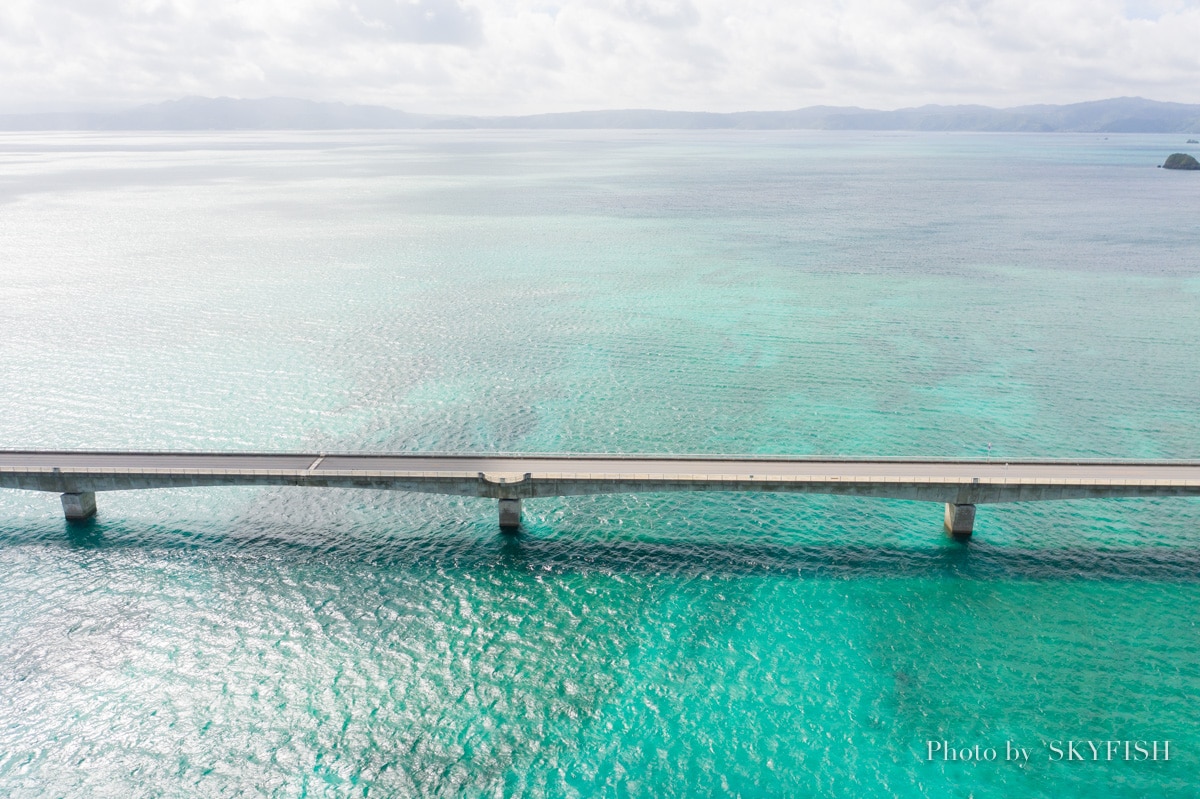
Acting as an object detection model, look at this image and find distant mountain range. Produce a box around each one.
[3,96,1200,133]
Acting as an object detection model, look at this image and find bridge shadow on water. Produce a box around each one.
[489,532,1200,582]
[2,515,1194,583]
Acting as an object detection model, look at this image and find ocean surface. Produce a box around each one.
[0,130,1198,797]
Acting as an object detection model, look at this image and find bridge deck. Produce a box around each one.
[3,450,1200,479]
[2,451,1199,537]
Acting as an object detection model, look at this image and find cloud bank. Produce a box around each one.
[1,0,1198,113]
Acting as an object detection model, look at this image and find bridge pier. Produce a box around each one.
[61,492,97,521]
[944,503,975,541]
[499,498,522,531]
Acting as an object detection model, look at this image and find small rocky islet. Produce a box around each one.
[1161,152,1200,169]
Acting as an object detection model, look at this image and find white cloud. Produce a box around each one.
[1,0,1199,113]
[336,0,482,44]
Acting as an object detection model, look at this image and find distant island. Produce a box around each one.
[2,96,1199,133]
[1162,153,1200,169]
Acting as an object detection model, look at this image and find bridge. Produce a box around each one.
[3,451,1200,539]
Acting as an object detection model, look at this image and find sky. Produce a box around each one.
[1,0,1199,115]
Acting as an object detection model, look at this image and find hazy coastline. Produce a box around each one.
[4,95,1200,133]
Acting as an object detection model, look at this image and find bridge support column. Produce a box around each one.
[944,503,975,541]
[499,498,522,531]
[61,492,97,521]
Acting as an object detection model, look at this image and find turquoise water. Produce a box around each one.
[1,130,1199,797]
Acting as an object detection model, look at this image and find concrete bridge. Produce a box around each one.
[2,450,1199,540]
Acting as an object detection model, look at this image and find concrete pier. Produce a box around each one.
[499,498,522,530]
[61,491,97,521]
[944,502,975,540]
